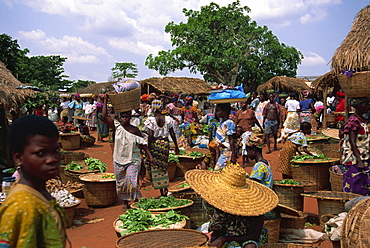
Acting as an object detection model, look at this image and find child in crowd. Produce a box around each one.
[0,115,67,247]
[196,140,219,170]
[76,117,96,147]
[276,122,314,179]
[58,116,71,133]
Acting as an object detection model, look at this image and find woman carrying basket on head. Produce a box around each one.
[102,95,154,210]
[144,100,179,197]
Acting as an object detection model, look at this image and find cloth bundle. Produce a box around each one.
[112,78,140,93]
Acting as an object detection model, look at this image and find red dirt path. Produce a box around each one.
[66,131,334,248]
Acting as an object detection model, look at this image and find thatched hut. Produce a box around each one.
[311,71,339,96]
[140,77,210,95]
[77,82,115,96]
[331,5,370,74]
[257,76,311,98]
[0,62,35,108]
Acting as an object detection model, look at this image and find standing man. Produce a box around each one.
[263,93,281,154]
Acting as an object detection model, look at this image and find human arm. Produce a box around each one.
[102,95,115,129]
[253,113,263,133]
[169,127,179,154]
[310,101,315,114]
[302,146,313,156]
[349,129,364,168]
[229,134,237,164]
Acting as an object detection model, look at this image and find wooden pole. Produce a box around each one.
[323,84,328,128]
[345,94,349,121]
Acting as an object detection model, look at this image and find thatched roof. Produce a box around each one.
[77,82,115,95]
[311,71,339,95]
[331,5,370,74]
[78,77,211,96]
[0,62,36,108]
[257,76,311,95]
[140,77,210,95]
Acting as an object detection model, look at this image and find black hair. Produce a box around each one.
[260,92,267,98]
[268,92,274,97]
[8,115,59,154]
[289,92,297,99]
[300,122,311,131]
[119,111,132,117]
[245,145,263,154]
[62,116,68,121]
[217,103,231,113]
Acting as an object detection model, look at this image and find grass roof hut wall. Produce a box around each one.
[140,77,210,95]
[331,5,370,74]
[257,76,311,98]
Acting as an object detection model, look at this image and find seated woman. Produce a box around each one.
[75,117,96,147]
[185,164,278,248]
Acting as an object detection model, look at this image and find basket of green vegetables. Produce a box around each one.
[113,208,188,237]
[177,149,205,174]
[130,195,193,212]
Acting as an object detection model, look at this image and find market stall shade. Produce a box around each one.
[311,71,339,95]
[0,61,36,108]
[140,77,210,95]
[330,5,370,75]
[257,76,311,99]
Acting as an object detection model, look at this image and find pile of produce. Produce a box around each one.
[46,179,83,193]
[137,195,191,210]
[275,179,301,185]
[177,182,189,188]
[101,173,115,179]
[65,157,107,173]
[50,189,80,207]
[118,208,188,235]
[188,151,204,158]
[291,154,329,162]
[168,153,179,163]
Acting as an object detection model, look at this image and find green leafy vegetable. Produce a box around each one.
[84,157,107,173]
[178,149,187,155]
[275,179,300,185]
[137,195,191,210]
[101,173,115,179]
[177,182,189,188]
[291,154,328,162]
[188,151,204,159]
[65,161,83,171]
[168,153,179,163]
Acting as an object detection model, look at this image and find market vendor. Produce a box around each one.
[185,164,278,248]
[335,91,346,125]
[74,116,96,147]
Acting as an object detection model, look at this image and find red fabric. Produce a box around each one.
[336,98,345,121]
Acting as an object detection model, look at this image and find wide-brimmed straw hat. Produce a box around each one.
[72,116,91,121]
[185,164,278,216]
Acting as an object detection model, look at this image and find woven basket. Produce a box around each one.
[80,173,117,207]
[60,151,90,165]
[177,157,204,174]
[60,133,81,150]
[273,180,315,211]
[264,218,281,243]
[337,71,370,98]
[341,197,370,248]
[116,229,208,248]
[63,200,81,227]
[325,114,337,124]
[130,199,194,212]
[113,212,187,237]
[260,244,315,248]
[64,163,100,198]
[329,167,343,192]
[322,143,341,159]
[108,87,141,113]
[301,191,361,226]
[168,181,191,193]
[172,189,214,229]
[279,204,308,230]
[291,160,338,191]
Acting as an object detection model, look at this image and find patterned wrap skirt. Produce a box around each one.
[343,159,370,196]
[276,140,297,177]
[145,137,170,189]
[97,112,109,138]
[283,112,300,134]
[114,161,142,201]
[300,110,317,133]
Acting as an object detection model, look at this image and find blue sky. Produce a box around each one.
[1,0,369,83]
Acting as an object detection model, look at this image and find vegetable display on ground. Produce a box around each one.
[137,195,191,210]
[275,179,301,185]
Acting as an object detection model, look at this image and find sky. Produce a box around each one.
[1,0,369,83]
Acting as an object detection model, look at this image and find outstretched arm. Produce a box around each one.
[102,95,114,129]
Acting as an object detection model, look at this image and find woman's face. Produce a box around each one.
[215,106,227,120]
[14,135,61,181]
[119,113,131,125]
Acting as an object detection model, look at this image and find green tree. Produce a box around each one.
[18,55,69,90]
[0,33,29,76]
[145,1,303,89]
[111,62,138,80]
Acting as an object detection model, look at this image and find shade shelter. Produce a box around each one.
[257,76,311,99]
[140,77,210,95]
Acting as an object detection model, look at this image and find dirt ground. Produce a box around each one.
[65,130,335,248]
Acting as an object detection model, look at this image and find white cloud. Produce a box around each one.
[300,8,328,24]
[18,29,46,40]
[301,52,326,67]
[108,38,165,57]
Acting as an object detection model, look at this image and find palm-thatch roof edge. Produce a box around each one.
[257,76,311,95]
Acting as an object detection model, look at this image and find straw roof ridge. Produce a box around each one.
[257,76,310,95]
[331,5,370,74]
[0,61,36,108]
[140,77,210,95]
[311,71,339,94]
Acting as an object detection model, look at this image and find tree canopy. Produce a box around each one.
[145,1,303,89]
[111,62,138,81]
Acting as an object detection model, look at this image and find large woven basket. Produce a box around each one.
[260,244,315,248]
[337,71,370,98]
[341,197,370,248]
[64,163,100,198]
[322,143,341,159]
[329,167,343,192]
[108,87,141,113]
[116,229,208,248]
[79,173,117,207]
[113,212,187,237]
[60,133,81,150]
[273,180,315,211]
[60,151,90,165]
[172,189,214,229]
[177,156,205,175]
[279,204,308,230]
[264,218,281,243]
[325,114,337,124]
[63,200,81,227]
[291,159,338,191]
[301,191,361,226]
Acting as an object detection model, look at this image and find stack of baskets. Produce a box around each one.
[337,71,370,98]
[108,87,141,113]
[79,173,117,207]
[322,143,341,159]
[64,199,81,227]
[329,166,343,192]
[278,204,308,230]
[60,133,81,150]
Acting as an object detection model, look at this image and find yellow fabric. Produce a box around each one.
[0,184,66,248]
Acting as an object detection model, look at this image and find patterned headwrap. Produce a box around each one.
[336,92,346,97]
[161,109,168,115]
[349,97,370,107]
[245,135,264,149]
[141,94,149,102]
[151,99,163,110]
[302,90,310,97]
[74,94,80,99]
[208,140,217,149]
